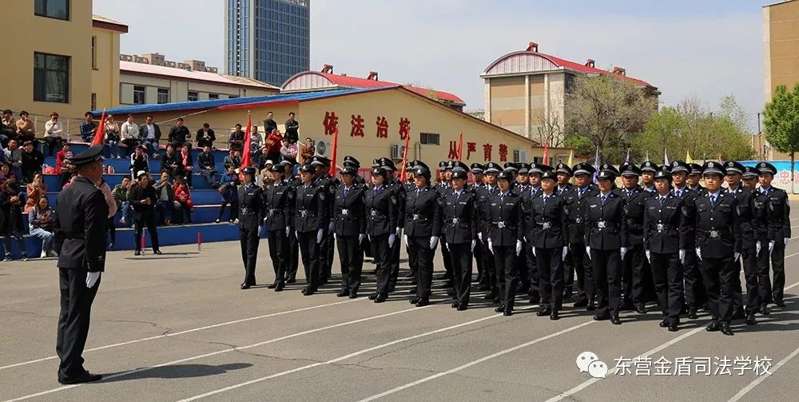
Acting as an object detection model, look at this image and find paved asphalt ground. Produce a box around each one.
[2,205,799,402]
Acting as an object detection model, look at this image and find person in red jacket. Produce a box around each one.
[172,175,193,224]
[54,142,73,189]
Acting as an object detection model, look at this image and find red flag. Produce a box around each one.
[240,112,253,170]
[328,126,339,177]
[457,132,464,160]
[399,131,411,182]
[542,142,550,166]
[90,111,107,146]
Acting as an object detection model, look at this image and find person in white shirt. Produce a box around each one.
[43,112,65,157]
[120,114,140,157]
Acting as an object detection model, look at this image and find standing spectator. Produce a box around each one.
[104,115,121,159]
[1,109,16,145]
[228,124,244,152]
[196,123,215,149]
[43,112,65,157]
[120,115,139,157]
[16,111,36,144]
[24,173,48,213]
[280,136,298,165]
[298,137,314,166]
[178,144,193,188]
[168,118,190,150]
[55,143,73,189]
[264,127,282,163]
[216,170,239,223]
[98,179,118,249]
[80,112,96,143]
[138,115,161,159]
[247,126,262,167]
[172,175,193,224]
[263,112,278,134]
[129,145,150,180]
[224,149,242,172]
[21,140,44,183]
[0,174,28,261]
[160,144,179,178]
[197,145,218,188]
[112,176,132,227]
[128,171,161,255]
[28,197,57,258]
[154,171,175,225]
[284,112,299,143]
[4,139,22,180]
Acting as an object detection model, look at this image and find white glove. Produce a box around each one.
[316,228,324,244]
[585,246,592,261]
[477,232,483,242]
[756,241,762,255]
[295,230,299,239]
[562,246,568,260]
[445,242,450,251]
[785,237,790,246]
[86,272,101,288]
[696,247,702,261]
[516,240,523,256]
[368,234,372,242]
[769,240,775,253]
[679,249,686,264]
[396,227,401,236]
[388,233,396,248]
[286,227,290,237]
[359,233,366,245]
[488,239,494,255]
[645,249,651,264]
[471,240,476,252]
[430,236,439,250]
[532,246,537,257]
[263,217,268,224]
[403,234,408,247]
[524,236,528,243]
[328,222,335,233]
[734,252,741,262]
[620,247,628,260]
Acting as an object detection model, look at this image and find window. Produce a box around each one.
[35,0,69,20]
[157,88,170,104]
[133,86,145,104]
[419,132,440,145]
[34,52,70,103]
[209,93,219,100]
[188,91,199,101]
[91,36,97,70]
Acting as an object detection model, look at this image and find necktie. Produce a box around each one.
[659,196,665,207]
[710,194,717,206]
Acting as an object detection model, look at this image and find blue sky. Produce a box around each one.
[94,0,767,129]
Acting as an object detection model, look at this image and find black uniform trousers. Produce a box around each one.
[479,238,496,291]
[411,236,435,299]
[493,246,518,310]
[571,242,594,304]
[683,251,705,308]
[700,257,736,322]
[239,227,259,285]
[447,242,473,306]
[744,247,769,310]
[649,252,684,322]
[268,230,289,284]
[371,234,392,295]
[590,249,621,316]
[440,235,453,280]
[474,239,484,283]
[57,269,100,379]
[622,245,646,305]
[337,235,364,293]
[537,247,564,311]
[321,232,334,281]
[287,231,299,281]
[133,213,159,252]
[406,240,418,279]
[388,233,401,288]
[770,240,786,304]
[524,242,539,297]
[298,231,321,290]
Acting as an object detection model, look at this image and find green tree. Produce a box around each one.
[764,84,799,193]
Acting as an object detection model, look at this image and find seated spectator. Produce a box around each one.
[248,126,263,164]
[54,142,73,189]
[224,149,242,172]
[139,115,161,159]
[216,170,239,223]
[4,139,22,180]
[43,112,65,157]
[113,176,132,227]
[298,137,314,165]
[105,115,121,159]
[0,109,16,146]
[196,123,215,149]
[0,162,10,184]
[129,145,150,180]
[15,111,36,145]
[28,197,56,258]
[154,172,175,225]
[99,179,118,250]
[172,175,193,224]
[24,173,47,214]
[161,144,180,178]
[0,174,28,261]
[80,112,96,142]
[228,124,244,152]
[197,146,218,188]
[280,136,298,165]
[168,118,191,150]
[178,144,193,188]
[20,140,44,184]
[120,114,139,157]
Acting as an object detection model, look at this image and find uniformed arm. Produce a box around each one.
[515,198,524,242]
[357,188,367,234]
[581,199,591,246]
[396,186,406,229]
[784,193,792,239]
[676,198,688,250]
[316,187,330,229]
[285,186,296,228]
[388,192,399,231]
[620,199,630,248]
[469,194,478,240]
[431,192,442,237]
[642,199,650,249]
[559,199,568,242]
[731,196,741,254]
[257,187,266,224]
[84,190,109,272]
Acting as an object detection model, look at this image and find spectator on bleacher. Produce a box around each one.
[154,171,175,226]
[178,144,193,188]
[20,140,44,184]
[28,196,56,258]
[196,123,215,149]
[168,118,190,150]
[280,136,298,165]
[198,146,218,188]
[263,112,278,134]
[216,170,239,224]
[113,176,132,227]
[161,144,179,178]
[104,114,121,159]
[1,109,15,145]
[43,112,65,157]
[80,112,96,143]
[120,114,139,157]
[172,175,192,224]
[139,115,161,159]
[0,174,28,261]
[298,137,314,166]
[55,142,73,189]
[224,149,242,173]
[23,173,47,214]
[128,170,161,255]
[248,126,262,166]
[4,139,22,180]
[264,128,282,163]
[0,163,10,183]
[228,124,244,152]
[259,165,274,187]
[129,145,149,181]
[15,111,36,144]
[285,112,299,143]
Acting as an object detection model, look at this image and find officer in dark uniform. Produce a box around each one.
[584,163,626,325]
[333,165,366,298]
[487,168,524,316]
[553,162,574,299]
[403,161,420,286]
[470,163,486,287]
[643,166,686,332]
[442,164,478,310]
[53,144,107,384]
[364,167,398,302]
[521,162,545,304]
[476,162,500,297]
[670,160,704,318]
[405,163,441,307]
[238,167,263,289]
[723,161,751,320]
[128,170,161,255]
[514,163,531,194]
[555,163,573,196]
[756,161,790,309]
[526,169,568,319]
[295,163,329,296]
[689,161,740,336]
[281,161,301,283]
[435,160,454,287]
[514,162,533,297]
[377,157,404,292]
[640,160,657,193]
[619,162,649,313]
[311,156,337,285]
[686,163,705,192]
[745,165,769,324]
[263,163,294,291]
[563,162,598,310]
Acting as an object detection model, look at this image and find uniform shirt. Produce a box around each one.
[55,176,108,272]
[404,186,441,238]
[441,187,477,244]
[758,185,791,241]
[238,183,264,231]
[643,192,686,254]
[525,191,567,249]
[263,180,294,230]
[364,184,398,236]
[294,182,329,233]
[487,190,523,246]
[583,190,627,250]
[333,184,366,237]
[620,186,648,246]
[562,184,598,245]
[689,190,739,259]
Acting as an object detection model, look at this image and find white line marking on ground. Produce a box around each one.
[727,345,799,402]
[5,305,427,402]
[355,320,597,402]
[0,298,363,372]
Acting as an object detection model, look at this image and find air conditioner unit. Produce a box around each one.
[390,144,404,160]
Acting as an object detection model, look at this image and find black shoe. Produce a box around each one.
[659,319,669,328]
[58,372,102,385]
[337,289,349,297]
[495,305,506,313]
[529,291,540,304]
[688,307,699,319]
[409,297,419,305]
[240,283,250,290]
[302,287,315,296]
[134,250,141,256]
[451,302,460,308]
[610,313,621,325]
[536,308,551,317]
[761,304,770,316]
[721,321,734,336]
[635,304,647,314]
[408,287,417,294]
[732,307,746,320]
[503,308,513,316]
[593,312,609,321]
[369,293,379,300]
[349,291,358,299]
[275,282,285,292]
[287,277,297,284]
[573,298,588,308]
[745,311,757,326]
[550,311,559,320]
[374,293,387,303]
[706,320,720,332]
[267,282,278,289]
[457,303,468,311]
[775,300,786,308]
[668,322,679,332]
[153,249,163,255]
[586,303,596,312]
[416,298,429,307]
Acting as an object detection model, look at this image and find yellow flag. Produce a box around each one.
[685,150,693,164]
[567,149,574,166]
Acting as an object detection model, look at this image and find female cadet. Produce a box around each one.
[364,167,398,303]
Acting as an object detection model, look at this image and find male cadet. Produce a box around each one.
[365,165,398,303]
[296,163,330,296]
[311,156,336,285]
[689,161,740,336]
[756,161,790,309]
[640,160,658,193]
[333,165,367,298]
[470,163,486,286]
[686,163,705,192]
[584,163,627,325]
[670,160,704,318]
[553,162,574,299]
[521,162,545,304]
[619,162,649,314]
[723,161,751,320]
[238,167,264,289]
[563,162,598,310]
[476,162,501,297]
[442,163,478,310]
[263,163,294,291]
[54,144,107,384]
